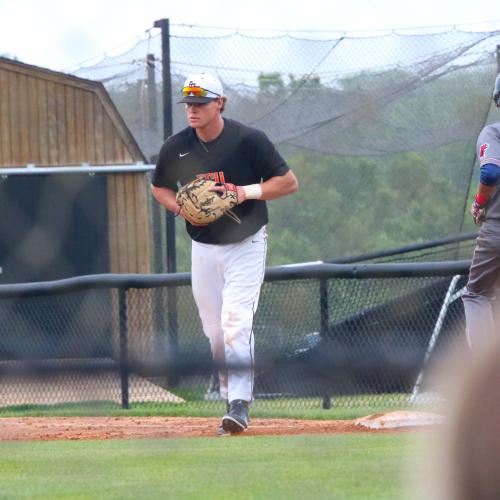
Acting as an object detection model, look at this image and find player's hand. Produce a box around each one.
[208,183,257,204]
[208,182,244,204]
[471,200,486,225]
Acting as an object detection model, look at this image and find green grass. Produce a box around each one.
[0,433,420,499]
[0,393,430,420]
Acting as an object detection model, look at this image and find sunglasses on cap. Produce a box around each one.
[182,86,220,98]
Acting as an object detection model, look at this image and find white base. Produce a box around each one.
[354,410,446,429]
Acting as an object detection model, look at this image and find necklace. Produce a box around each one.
[196,122,224,153]
[197,136,210,153]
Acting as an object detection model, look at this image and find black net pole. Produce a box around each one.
[154,18,179,386]
[154,18,175,273]
[320,279,332,409]
[119,288,130,409]
[146,53,158,134]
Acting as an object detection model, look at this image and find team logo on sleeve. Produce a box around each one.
[479,143,489,158]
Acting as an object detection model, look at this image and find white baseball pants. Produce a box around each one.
[191,226,267,402]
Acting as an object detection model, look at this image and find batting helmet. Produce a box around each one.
[494,73,500,108]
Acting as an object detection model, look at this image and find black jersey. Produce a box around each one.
[152,118,289,244]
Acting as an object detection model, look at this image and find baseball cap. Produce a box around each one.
[179,73,223,104]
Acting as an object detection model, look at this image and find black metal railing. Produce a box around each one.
[0,260,471,411]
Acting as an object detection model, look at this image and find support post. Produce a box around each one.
[320,279,331,409]
[154,18,178,386]
[119,288,130,409]
[154,17,175,274]
[146,53,158,133]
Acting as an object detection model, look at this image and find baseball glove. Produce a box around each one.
[176,178,241,225]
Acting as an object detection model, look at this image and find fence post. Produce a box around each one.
[119,287,129,409]
[154,17,179,387]
[320,279,331,409]
[154,17,176,275]
[167,286,179,386]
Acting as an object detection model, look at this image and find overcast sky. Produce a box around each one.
[2,0,500,72]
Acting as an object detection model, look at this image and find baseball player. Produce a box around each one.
[151,73,298,434]
[462,73,500,346]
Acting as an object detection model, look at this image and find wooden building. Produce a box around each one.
[0,56,152,277]
[0,57,160,367]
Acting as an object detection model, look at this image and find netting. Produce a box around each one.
[0,265,468,412]
[330,233,477,263]
[1,25,491,416]
[69,25,500,268]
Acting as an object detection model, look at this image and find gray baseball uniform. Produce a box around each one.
[463,122,500,345]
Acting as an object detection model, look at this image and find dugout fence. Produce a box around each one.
[0,259,470,413]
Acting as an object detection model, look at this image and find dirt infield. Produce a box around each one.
[0,413,436,441]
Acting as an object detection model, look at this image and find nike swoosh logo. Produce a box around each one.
[179,152,190,158]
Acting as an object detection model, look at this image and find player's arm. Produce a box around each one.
[475,183,497,206]
[471,163,500,224]
[209,170,298,204]
[475,163,500,204]
[236,129,298,202]
[151,184,207,226]
[239,170,298,203]
[151,143,183,216]
[151,185,181,215]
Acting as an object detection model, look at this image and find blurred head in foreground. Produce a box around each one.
[423,336,500,500]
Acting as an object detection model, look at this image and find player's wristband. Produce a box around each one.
[242,184,263,200]
[475,193,488,206]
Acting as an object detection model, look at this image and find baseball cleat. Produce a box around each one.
[222,399,249,434]
[216,425,232,437]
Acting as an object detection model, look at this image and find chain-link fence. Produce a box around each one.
[70,24,500,270]
[0,256,470,413]
[0,24,489,415]
[329,231,478,263]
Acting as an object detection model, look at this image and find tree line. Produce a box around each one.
[106,67,492,270]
